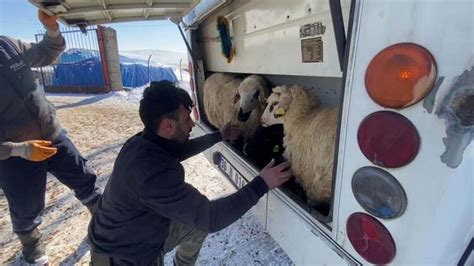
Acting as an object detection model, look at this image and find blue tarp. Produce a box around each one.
[59,48,99,64]
[54,49,178,88]
[53,57,105,86]
[121,63,177,88]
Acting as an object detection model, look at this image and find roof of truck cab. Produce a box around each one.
[29,0,201,26]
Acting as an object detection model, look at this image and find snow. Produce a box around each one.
[0,50,293,265]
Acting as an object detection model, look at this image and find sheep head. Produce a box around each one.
[235,75,268,122]
[260,85,292,127]
[261,85,321,127]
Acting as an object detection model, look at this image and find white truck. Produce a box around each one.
[31,0,473,264]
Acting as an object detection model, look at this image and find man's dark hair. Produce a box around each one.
[139,80,193,130]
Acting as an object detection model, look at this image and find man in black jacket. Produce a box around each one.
[89,80,291,265]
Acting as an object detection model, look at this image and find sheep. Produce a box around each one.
[203,73,269,139]
[260,85,339,205]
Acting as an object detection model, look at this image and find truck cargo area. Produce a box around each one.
[195,71,342,223]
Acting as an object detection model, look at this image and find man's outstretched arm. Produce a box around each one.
[139,159,291,233]
[178,132,222,161]
[178,123,241,161]
[139,168,268,233]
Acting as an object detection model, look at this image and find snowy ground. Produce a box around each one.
[0,86,293,265]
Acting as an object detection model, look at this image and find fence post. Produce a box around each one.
[179,58,183,81]
[97,25,112,92]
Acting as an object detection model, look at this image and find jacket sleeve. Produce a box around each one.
[9,29,65,67]
[0,142,12,160]
[138,168,268,233]
[178,132,222,161]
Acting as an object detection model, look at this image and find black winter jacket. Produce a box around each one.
[88,129,268,264]
[0,32,65,159]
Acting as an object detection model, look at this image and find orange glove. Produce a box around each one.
[10,140,58,162]
[38,10,59,31]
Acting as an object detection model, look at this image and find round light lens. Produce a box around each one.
[358,111,420,168]
[365,43,437,108]
[347,212,396,264]
[352,167,407,219]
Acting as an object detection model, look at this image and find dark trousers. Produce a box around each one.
[90,221,208,266]
[0,132,99,233]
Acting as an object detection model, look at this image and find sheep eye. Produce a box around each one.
[254,90,260,98]
[269,102,277,112]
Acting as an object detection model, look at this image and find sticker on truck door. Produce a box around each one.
[300,22,326,38]
[301,37,323,63]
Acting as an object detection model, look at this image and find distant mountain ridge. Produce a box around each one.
[120,49,187,68]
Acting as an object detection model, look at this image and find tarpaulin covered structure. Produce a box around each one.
[53,49,178,88]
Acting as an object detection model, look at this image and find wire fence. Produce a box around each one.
[34,25,109,93]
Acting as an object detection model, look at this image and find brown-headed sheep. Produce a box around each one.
[260,85,338,205]
[203,73,269,139]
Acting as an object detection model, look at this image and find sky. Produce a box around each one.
[0,0,187,52]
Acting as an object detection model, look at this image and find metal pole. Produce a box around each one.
[179,58,183,81]
[97,26,112,92]
[35,33,47,89]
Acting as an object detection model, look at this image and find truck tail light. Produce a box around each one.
[365,43,437,108]
[352,167,407,219]
[347,212,396,264]
[358,111,420,168]
[188,61,200,121]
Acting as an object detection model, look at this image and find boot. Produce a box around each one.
[17,228,48,265]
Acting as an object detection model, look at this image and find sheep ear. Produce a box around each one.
[232,94,240,105]
[280,93,292,106]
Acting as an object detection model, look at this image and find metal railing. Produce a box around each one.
[34,26,110,93]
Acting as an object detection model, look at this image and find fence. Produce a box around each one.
[34,26,111,93]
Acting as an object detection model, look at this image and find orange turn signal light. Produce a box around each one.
[365,43,437,108]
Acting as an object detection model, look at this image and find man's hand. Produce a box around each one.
[220,122,242,141]
[38,10,59,31]
[259,159,292,189]
[10,140,58,162]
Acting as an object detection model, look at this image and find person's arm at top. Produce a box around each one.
[10,10,65,67]
[139,159,291,233]
[178,123,241,161]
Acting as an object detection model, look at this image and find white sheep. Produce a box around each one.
[203,73,269,139]
[261,85,338,205]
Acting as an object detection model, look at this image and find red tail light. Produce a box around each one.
[365,43,437,108]
[347,212,396,264]
[358,111,420,168]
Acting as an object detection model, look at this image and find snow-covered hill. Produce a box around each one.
[120,49,188,68]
